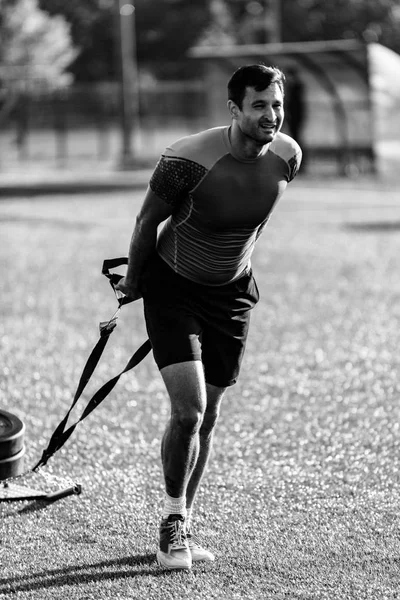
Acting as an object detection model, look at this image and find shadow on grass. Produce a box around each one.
[344,221,400,232]
[1,498,70,517]
[0,215,93,229]
[0,554,160,594]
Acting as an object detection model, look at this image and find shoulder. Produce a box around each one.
[270,132,302,162]
[270,132,302,181]
[164,127,228,170]
[149,127,228,206]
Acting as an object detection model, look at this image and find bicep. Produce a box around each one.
[137,186,175,226]
[288,149,302,182]
[140,151,206,222]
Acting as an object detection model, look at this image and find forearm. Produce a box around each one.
[125,216,158,287]
[117,186,173,297]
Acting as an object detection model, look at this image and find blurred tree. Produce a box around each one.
[281,0,400,54]
[198,0,237,47]
[136,0,212,78]
[0,0,77,128]
[225,0,279,43]
[224,0,400,54]
[0,0,77,85]
[38,0,116,80]
[33,0,400,82]
[38,0,212,81]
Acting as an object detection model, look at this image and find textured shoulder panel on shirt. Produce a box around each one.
[270,132,302,181]
[164,127,228,171]
[149,155,207,206]
[149,127,229,206]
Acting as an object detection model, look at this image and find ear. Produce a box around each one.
[227,100,240,120]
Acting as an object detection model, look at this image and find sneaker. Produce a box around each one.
[156,514,192,570]
[187,531,215,563]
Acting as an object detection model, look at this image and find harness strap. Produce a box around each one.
[102,257,139,307]
[32,258,151,471]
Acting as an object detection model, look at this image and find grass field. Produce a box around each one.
[1,180,400,599]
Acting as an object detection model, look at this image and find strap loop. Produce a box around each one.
[31,258,151,472]
[102,257,133,306]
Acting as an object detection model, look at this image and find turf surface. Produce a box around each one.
[1,179,400,599]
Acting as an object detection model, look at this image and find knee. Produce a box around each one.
[200,408,220,437]
[172,406,204,436]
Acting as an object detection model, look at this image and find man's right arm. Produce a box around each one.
[115,186,174,300]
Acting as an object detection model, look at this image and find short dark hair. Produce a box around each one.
[228,64,285,109]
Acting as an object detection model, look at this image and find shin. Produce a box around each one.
[160,361,207,499]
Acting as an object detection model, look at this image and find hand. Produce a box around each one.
[115,277,142,301]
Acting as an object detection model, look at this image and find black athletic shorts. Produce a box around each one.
[141,252,260,387]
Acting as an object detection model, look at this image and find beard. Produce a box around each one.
[237,113,282,145]
[245,122,278,145]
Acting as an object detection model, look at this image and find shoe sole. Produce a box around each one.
[190,554,215,563]
[156,550,192,570]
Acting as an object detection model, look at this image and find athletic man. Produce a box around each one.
[116,64,302,570]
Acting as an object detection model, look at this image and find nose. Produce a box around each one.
[264,105,275,122]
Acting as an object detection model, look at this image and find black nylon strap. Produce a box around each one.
[102,257,133,306]
[32,258,151,471]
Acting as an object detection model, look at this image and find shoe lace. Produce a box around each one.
[168,518,187,550]
[186,531,201,548]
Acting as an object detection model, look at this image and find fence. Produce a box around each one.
[0,80,208,170]
[2,73,397,176]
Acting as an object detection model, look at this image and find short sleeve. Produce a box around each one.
[288,149,302,182]
[149,155,207,207]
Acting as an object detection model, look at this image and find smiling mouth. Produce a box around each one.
[259,122,276,131]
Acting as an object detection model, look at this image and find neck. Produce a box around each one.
[229,123,270,161]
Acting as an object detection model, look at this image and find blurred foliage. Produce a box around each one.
[37,0,117,81]
[224,0,400,52]
[279,0,400,51]
[13,0,400,82]
[198,0,238,47]
[0,0,77,87]
[38,0,211,81]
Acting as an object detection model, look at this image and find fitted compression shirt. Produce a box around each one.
[149,126,301,286]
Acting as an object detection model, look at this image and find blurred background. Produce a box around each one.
[1,0,400,178]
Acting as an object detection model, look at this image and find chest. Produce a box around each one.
[190,152,288,229]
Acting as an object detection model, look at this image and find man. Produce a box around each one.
[116,64,302,570]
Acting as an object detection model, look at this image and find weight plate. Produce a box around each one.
[0,446,25,480]
[0,409,26,460]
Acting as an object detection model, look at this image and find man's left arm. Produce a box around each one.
[288,147,303,182]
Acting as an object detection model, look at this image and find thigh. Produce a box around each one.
[201,309,251,387]
[161,361,207,415]
[144,299,203,371]
[201,271,259,387]
[142,253,204,370]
